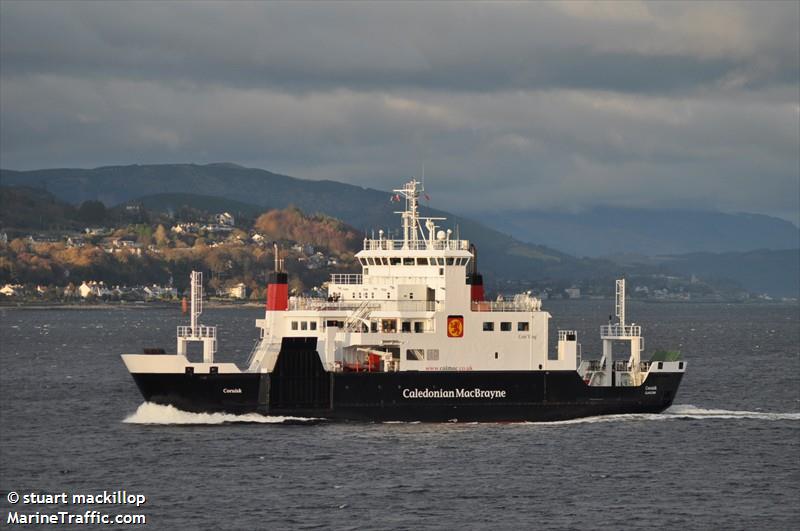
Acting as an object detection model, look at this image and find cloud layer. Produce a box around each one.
[1,1,798,223]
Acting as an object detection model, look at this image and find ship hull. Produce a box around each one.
[128,339,684,422]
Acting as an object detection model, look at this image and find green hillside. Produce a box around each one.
[1,165,611,284]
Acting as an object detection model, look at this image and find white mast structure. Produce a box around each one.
[600,279,644,386]
[393,179,444,250]
[177,271,217,363]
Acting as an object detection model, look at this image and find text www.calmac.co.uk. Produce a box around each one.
[7,511,146,526]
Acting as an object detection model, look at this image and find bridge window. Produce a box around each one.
[403,257,414,265]
[417,258,428,265]
[382,319,397,333]
[291,321,298,330]
[401,321,412,333]
[483,322,494,331]
[301,321,308,331]
[500,322,511,331]
[414,321,423,333]
[390,257,401,265]
[518,322,529,331]
[310,321,317,331]
[406,349,424,361]
[427,349,439,360]
[446,258,455,265]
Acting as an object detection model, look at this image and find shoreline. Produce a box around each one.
[0,300,267,310]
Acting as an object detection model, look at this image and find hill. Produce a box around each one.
[479,207,799,257]
[0,164,618,285]
[0,186,83,231]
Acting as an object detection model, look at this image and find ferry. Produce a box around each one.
[122,179,685,422]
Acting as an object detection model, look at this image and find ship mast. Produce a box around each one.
[177,271,217,363]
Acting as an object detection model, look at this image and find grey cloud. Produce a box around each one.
[0,1,797,224]
[1,1,796,94]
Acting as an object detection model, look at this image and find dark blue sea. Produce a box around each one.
[1,301,798,529]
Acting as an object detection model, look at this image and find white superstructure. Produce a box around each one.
[248,179,569,375]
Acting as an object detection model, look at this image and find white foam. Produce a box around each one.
[664,404,800,421]
[531,404,800,426]
[123,402,316,425]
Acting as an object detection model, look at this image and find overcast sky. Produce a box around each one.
[1,1,798,223]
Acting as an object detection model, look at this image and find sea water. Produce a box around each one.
[1,301,798,529]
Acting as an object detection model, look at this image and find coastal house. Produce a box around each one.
[227,283,248,299]
[78,281,112,298]
[0,284,24,297]
[143,285,178,300]
[215,212,235,227]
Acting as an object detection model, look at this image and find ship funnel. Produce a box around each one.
[468,244,484,302]
[267,242,288,311]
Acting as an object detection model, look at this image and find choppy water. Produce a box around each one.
[1,301,798,529]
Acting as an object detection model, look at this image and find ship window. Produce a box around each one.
[382,319,397,333]
[439,268,444,276]
[370,321,378,333]
[417,258,428,265]
[483,322,494,331]
[367,258,375,265]
[446,258,455,265]
[401,321,412,333]
[518,322,529,331]
[658,362,663,369]
[404,257,414,265]
[414,321,423,333]
[380,258,388,265]
[291,321,298,330]
[364,268,369,275]
[406,349,424,361]
[427,349,439,361]
[500,322,511,331]
[310,321,317,331]
[494,352,499,359]
[301,321,308,330]
[409,292,414,299]
[359,258,366,266]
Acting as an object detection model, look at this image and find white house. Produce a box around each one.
[215,212,235,227]
[0,284,23,297]
[79,281,112,298]
[227,283,247,299]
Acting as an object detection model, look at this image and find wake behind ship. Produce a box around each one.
[122,179,685,422]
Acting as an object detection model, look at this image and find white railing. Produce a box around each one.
[330,274,363,285]
[177,325,216,339]
[601,324,642,337]
[363,239,470,251]
[290,298,368,311]
[472,295,541,312]
[558,330,577,341]
[289,297,438,313]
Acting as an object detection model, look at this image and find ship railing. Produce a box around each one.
[290,298,370,311]
[362,239,470,251]
[471,299,541,312]
[330,274,362,285]
[177,325,216,339]
[601,324,642,337]
[290,297,439,313]
[558,330,577,341]
[331,275,432,287]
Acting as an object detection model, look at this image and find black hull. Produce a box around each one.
[129,339,684,422]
